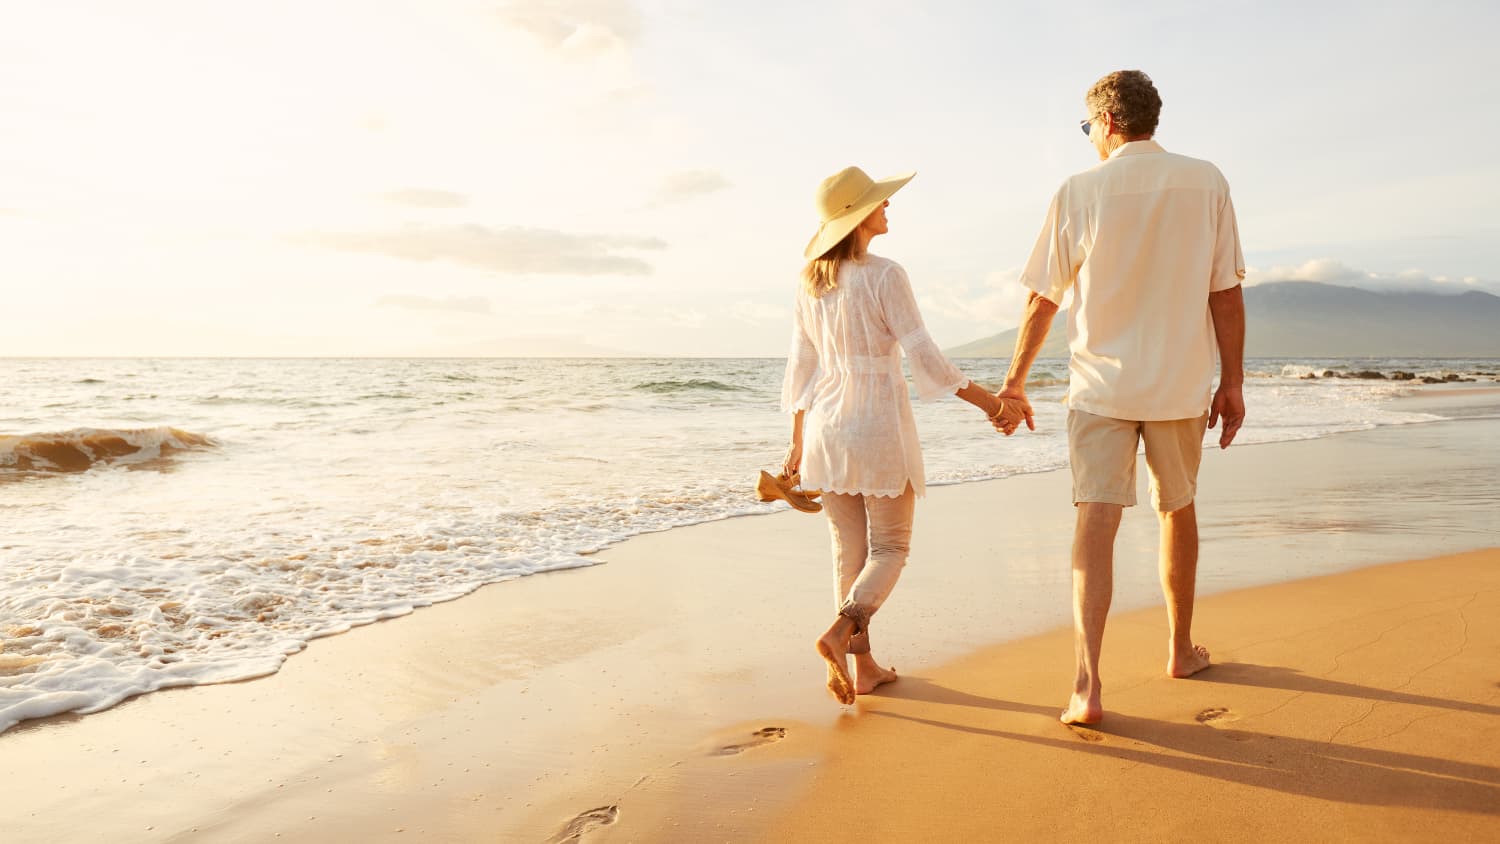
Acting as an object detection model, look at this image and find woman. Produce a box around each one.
[781,166,1019,705]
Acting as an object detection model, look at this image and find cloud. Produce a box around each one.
[432,334,632,357]
[651,169,731,206]
[917,268,1035,330]
[375,295,492,315]
[297,224,667,276]
[1245,259,1498,295]
[728,299,787,325]
[381,188,470,209]
[497,0,641,57]
[665,308,707,329]
[558,300,708,335]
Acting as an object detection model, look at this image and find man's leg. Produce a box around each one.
[1145,415,1212,678]
[1063,411,1139,724]
[1064,502,1122,725]
[1159,502,1210,676]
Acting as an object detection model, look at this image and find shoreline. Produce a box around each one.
[3,392,1499,841]
[3,381,1477,737]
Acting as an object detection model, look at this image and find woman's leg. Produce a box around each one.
[843,485,915,621]
[846,485,915,693]
[816,493,868,704]
[822,492,871,654]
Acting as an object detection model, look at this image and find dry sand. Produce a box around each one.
[2,397,1498,842]
[758,548,1500,843]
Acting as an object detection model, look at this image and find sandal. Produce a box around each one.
[756,470,823,513]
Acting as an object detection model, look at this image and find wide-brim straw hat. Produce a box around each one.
[803,166,915,260]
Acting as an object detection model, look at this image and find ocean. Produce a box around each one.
[1,356,1495,734]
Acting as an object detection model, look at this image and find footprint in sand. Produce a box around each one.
[714,726,787,756]
[1195,707,1238,725]
[1066,725,1105,743]
[548,805,619,843]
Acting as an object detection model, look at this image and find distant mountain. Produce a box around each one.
[947,310,1069,359]
[945,282,1500,358]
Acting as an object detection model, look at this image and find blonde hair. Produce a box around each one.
[800,230,865,298]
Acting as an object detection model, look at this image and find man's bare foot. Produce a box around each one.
[1168,643,1211,678]
[815,628,855,705]
[854,660,898,695]
[1060,690,1103,725]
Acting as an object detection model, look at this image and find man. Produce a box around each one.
[1000,70,1247,725]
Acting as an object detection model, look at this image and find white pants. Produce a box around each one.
[822,484,915,654]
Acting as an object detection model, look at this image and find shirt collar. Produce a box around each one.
[1108,139,1165,159]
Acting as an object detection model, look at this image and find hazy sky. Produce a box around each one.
[3,1,1497,357]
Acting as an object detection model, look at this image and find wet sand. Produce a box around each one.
[1,391,1497,842]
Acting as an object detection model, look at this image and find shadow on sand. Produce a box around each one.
[1202,662,1500,717]
[865,665,1500,815]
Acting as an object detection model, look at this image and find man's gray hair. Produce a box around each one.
[1086,70,1162,138]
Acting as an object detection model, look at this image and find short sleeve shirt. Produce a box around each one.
[1020,140,1245,421]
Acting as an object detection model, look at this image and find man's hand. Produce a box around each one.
[1208,383,1245,449]
[996,388,1036,432]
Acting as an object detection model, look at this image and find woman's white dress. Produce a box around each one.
[780,255,967,498]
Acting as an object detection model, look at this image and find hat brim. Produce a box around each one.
[803,171,915,260]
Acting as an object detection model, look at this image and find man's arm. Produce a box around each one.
[1208,284,1246,449]
[999,291,1060,430]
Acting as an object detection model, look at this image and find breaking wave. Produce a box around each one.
[0,427,216,474]
[632,379,746,393]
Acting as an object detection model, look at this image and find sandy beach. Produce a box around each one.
[3,389,1498,842]
[761,547,1500,842]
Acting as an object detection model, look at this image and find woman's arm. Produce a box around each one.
[783,410,806,476]
[878,263,1021,433]
[780,293,818,474]
[956,381,1022,434]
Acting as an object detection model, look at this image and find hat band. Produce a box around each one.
[820,190,878,224]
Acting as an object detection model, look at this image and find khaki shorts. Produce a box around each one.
[1067,410,1209,512]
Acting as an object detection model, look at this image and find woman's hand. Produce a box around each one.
[990,398,1027,436]
[782,441,803,477]
[996,387,1036,432]
[783,409,806,477]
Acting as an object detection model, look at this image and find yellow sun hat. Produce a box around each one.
[803,166,915,260]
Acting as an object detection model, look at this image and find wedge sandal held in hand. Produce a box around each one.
[755,470,824,513]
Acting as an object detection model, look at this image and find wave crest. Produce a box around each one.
[0,427,216,474]
[632,379,745,394]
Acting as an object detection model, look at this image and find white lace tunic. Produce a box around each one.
[780,255,968,498]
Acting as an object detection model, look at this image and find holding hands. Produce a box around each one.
[960,381,1033,436]
[983,390,1032,436]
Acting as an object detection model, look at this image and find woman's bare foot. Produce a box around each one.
[1168,643,1211,678]
[853,654,897,695]
[815,619,856,705]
